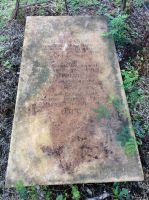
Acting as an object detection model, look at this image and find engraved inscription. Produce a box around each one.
[6,17,143,187]
[25,35,120,173]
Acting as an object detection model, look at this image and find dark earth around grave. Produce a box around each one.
[0,0,149,199]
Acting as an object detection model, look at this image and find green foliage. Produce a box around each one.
[0,47,5,58]
[103,14,130,43]
[16,181,28,200]
[96,3,108,15]
[112,98,126,117]
[21,0,45,4]
[119,188,129,199]
[56,194,66,200]
[133,121,146,138]
[112,98,124,111]
[121,64,148,155]
[112,183,119,200]
[108,95,116,104]
[69,0,79,9]
[114,0,142,9]
[3,60,12,69]
[121,68,139,90]
[29,185,38,200]
[69,0,98,11]
[79,0,98,6]
[0,32,12,71]
[38,8,45,16]
[42,186,52,200]
[93,105,111,121]
[105,68,144,157]
[112,183,129,200]
[144,123,149,134]
[114,0,121,7]
[108,95,140,156]
[125,137,141,156]
[117,126,131,146]
[108,96,128,119]
[55,0,65,13]
[0,35,9,42]
[71,185,80,200]
[127,88,144,109]
[16,8,26,22]
[132,0,143,7]
[15,182,54,200]
[121,66,147,145]
[0,0,15,28]
[44,191,52,200]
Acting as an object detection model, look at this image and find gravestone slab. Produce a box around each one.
[6,16,143,187]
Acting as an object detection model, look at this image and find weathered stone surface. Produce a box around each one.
[6,16,143,187]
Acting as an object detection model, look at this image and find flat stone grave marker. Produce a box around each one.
[6,16,143,187]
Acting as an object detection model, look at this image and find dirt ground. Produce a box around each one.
[0,1,149,199]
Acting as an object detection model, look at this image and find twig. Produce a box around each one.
[12,0,20,19]
[121,0,127,11]
[64,0,69,14]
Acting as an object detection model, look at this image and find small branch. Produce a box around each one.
[121,0,127,11]
[64,0,69,14]
[12,0,20,19]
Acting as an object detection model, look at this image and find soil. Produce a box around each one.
[0,0,149,199]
